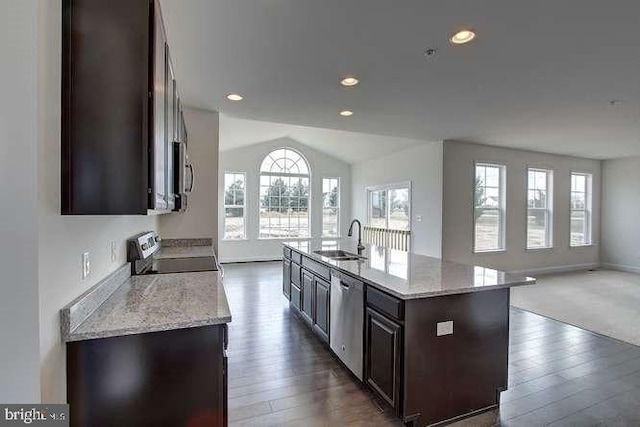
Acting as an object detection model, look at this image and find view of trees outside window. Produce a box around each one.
[368,186,410,231]
[570,173,592,246]
[223,172,246,239]
[527,169,553,249]
[474,163,505,252]
[259,149,310,238]
[322,178,340,237]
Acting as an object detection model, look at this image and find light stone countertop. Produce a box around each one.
[65,270,230,342]
[284,239,535,300]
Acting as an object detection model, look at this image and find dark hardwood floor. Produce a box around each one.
[222,262,640,426]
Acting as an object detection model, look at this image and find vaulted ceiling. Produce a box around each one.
[162,0,640,159]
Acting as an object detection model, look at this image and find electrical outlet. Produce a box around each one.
[82,252,91,279]
[110,241,117,263]
[436,321,454,336]
[416,214,423,223]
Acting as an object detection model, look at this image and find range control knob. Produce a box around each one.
[141,243,149,251]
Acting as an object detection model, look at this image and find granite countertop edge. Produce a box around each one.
[65,315,232,343]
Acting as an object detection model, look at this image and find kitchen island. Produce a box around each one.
[282,239,535,427]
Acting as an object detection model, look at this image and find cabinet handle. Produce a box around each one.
[187,164,195,192]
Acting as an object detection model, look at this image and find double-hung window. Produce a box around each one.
[474,163,506,252]
[322,178,340,237]
[223,172,246,240]
[526,168,553,249]
[570,173,593,246]
[367,183,410,231]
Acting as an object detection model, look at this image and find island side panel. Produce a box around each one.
[403,288,510,425]
[67,325,227,427]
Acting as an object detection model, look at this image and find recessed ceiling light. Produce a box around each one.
[226,93,244,101]
[340,110,354,117]
[340,77,359,87]
[450,29,476,45]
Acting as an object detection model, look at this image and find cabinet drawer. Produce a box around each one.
[292,251,302,265]
[301,257,330,281]
[283,247,292,259]
[291,262,301,287]
[366,286,403,322]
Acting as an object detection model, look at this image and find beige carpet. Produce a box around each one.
[511,269,640,347]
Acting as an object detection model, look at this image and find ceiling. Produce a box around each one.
[219,114,430,164]
[161,0,640,160]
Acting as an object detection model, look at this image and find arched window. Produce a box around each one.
[259,148,310,238]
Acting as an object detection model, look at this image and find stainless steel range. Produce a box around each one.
[127,231,218,275]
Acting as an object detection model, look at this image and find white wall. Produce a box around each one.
[442,141,601,274]
[351,142,444,258]
[37,0,159,403]
[219,137,351,262]
[0,0,42,403]
[160,108,219,252]
[600,156,640,273]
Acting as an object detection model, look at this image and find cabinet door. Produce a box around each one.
[165,50,176,210]
[301,272,314,325]
[291,263,301,287]
[313,278,330,342]
[291,284,301,311]
[282,259,291,300]
[151,5,167,210]
[365,308,402,411]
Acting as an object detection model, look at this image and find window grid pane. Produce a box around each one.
[367,185,410,231]
[527,168,553,249]
[474,164,505,252]
[570,173,592,246]
[322,178,340,237]
[223,172,246,240]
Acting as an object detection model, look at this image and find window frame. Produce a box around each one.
[365,181,412,232]
[322,177,341,238]
[473,162,507,253]
[525,167,554,250]
[257,147,311,240]
[570,171,593,247]
[222,171,247,241]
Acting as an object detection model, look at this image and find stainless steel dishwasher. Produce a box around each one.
[330,271,364,380]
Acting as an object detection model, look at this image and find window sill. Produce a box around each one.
[570,243,596,248]
[525,246,554,252]
[258,237,311,241]
[222,238,249,242]
[473,249,507,254]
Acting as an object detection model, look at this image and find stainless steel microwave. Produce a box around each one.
[173,141,194,212]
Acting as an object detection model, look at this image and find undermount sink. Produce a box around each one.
[313,250,365,261]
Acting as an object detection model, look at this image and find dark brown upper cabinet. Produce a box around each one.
[62,0,184,214]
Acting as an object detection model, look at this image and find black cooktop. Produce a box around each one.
[139,256,218,275]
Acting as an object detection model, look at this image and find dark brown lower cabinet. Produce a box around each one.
[67,325,228,427]
[365,308,402,412]
[301,271,314,325]
[313,277,330,342]
[282,258,291,299]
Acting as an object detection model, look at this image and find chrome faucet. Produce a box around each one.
[348,219,365,255]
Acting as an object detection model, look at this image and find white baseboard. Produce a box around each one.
[510,262,600,276]
[600,263,640,274]
[219,256,282,264]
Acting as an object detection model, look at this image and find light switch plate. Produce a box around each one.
[82,252,91,279]
[436,321,454,336]
[416,214,423,222]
